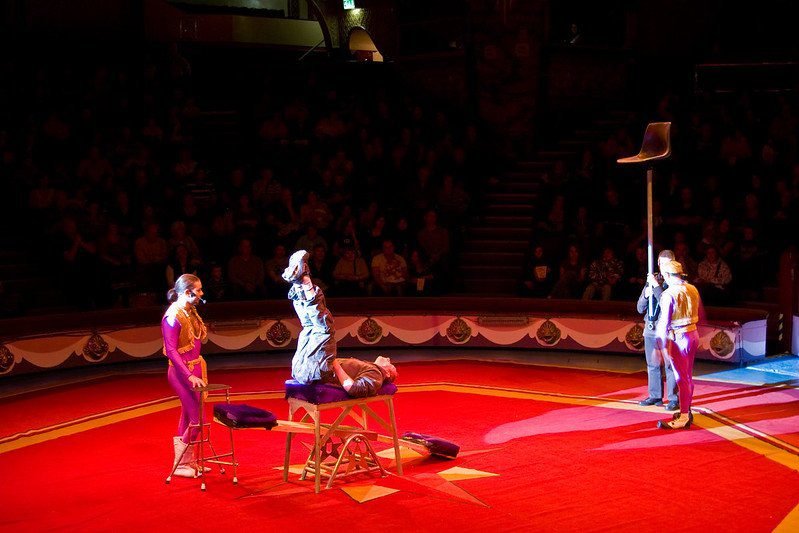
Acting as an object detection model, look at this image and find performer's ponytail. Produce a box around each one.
[167,274,201,302]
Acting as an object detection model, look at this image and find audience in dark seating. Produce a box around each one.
[0,45,484,313]
[2,44,797,314]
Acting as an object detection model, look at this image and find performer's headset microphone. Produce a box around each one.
[189,290,206,305]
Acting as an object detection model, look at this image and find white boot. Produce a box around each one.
[172,437,196,478]
[183,441,211,474]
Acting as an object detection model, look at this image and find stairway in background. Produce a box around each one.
[459,111,637,295]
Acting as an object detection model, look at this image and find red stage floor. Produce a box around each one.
[2,360,799,532]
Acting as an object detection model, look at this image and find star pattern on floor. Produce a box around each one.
[341,484,399,503]
[267,447,500,506]
[339,448,499,505]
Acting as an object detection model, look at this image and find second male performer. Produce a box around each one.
[636,249,679,411]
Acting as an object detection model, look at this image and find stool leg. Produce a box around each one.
[283,404,296,482]
[387,398,402,475]
[199,401,206,491]
[313,412,322,494]
[225,391,237,484]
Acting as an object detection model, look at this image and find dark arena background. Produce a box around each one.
[2,0,799,531]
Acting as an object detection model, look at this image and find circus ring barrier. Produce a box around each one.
[0,298,767,377]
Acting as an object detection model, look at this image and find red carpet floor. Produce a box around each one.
[2,361,799,532]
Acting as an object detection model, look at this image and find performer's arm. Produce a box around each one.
[331,358,355,392]
[655,294,674,351]
[636,286,648,315]
[298,274,317,299]
[162,316,206,387]
[331,359,379,397]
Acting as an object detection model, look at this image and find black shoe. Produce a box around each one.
[664,401,679,411]
[638,397,663,406]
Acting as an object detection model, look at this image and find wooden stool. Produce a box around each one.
[282,380,402,493]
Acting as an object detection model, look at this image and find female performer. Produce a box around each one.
[162,273,208,477]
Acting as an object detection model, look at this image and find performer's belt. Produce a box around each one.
[169,356,208,398]
[169,356,205,372]
[669,324,697,337]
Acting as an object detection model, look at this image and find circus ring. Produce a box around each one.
[3,298,799,532]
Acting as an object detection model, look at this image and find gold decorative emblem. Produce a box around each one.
[82,333,109,362]
[625,324,645,351]
[710,330,734,358]
[357,318,383,344]
[446,317,472,344]
[266,321,292,347]
[536,319,561,345]
[0,344,14,375]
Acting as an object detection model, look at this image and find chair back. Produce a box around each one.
[617,122,671,164]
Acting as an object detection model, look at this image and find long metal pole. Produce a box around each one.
[646,167,655,318]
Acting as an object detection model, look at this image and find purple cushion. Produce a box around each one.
[401,432,460,459]
[214,403,278,429]
[284,379,397,404]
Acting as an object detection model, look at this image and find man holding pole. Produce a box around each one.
[636,249,679,410]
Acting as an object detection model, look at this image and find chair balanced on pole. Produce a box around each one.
[617,122,672,322]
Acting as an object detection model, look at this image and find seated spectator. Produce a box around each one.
[299,191,333,232]
[166,244,198,289]
[714,218,736,259]
[184,168,217,208]
[295,224,327,253]
[363,215,388,259]
[220,167,249,210]
[60,216,99,309]
[134,222,169,292]
[97,222,132,307]
[407,249,436,295]
[168,220,201,266]
[735,226,764,300]
[358,201,380,234]
[274,186,300,239]
[406,166,435,219]
[622,246,648,299]
[227,238,267,299]
[673,241,698,281]
[206,210,236,263]
[437,174,470,229]
[333,247,370,296]
[252,166,282,208]
[234,193,260,237]
[141,116,164,143]
[174,146,198,180]
[391,215,413,259]
[582,247,624,301]
[77,146,114,186]
[695,221,720,260]
[696,245,733,305]
[329,173,353,211]
[204,263,228,302]
[265,244,289,296]
[308,244,334,291]
[28,175,57,212]
[335,216,362,256]
[371,239,408,296]
[550,244,587,299]
[521,244,555,298]
[417,209,451,280]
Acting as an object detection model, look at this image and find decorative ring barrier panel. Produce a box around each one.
[0,298,768,377]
